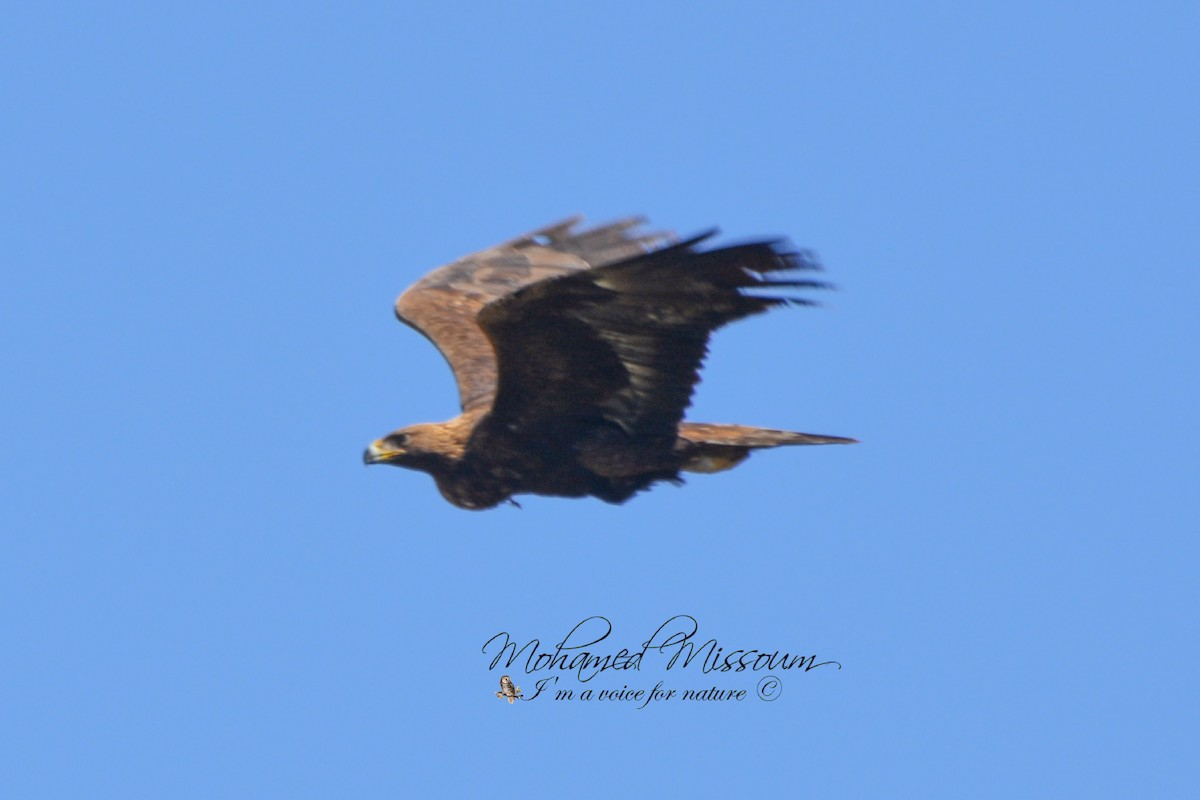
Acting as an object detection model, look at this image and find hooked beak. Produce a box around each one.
[363,439,398,465]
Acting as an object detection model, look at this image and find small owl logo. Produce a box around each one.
[495,675,522,704]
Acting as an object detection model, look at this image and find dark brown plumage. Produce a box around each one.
[364,216,854,509]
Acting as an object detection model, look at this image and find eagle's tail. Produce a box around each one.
[677,422,856,474]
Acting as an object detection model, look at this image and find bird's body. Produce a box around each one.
[365,217,853,510]
[496,675,522,704]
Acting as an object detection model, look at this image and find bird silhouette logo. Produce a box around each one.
[495,675,522,704]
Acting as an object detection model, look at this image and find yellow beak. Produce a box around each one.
[363,439,399,464]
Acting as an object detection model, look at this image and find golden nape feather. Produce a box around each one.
[364,217,854,509]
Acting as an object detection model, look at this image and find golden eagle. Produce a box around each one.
[364,217,854,509]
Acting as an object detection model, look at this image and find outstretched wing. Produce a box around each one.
[476,233,828,443]
[394,218,676,412]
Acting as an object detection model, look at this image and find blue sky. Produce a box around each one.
[2,1,1197,796]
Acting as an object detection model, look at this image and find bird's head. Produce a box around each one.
[363,423,457,471]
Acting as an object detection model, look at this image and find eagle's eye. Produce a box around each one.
[388,433,410,448]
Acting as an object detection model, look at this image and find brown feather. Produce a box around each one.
[476,232,825,442]
[678,422,858,448]
[394,218,675,412]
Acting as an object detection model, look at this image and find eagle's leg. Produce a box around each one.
[574,428,683,478]
[676,442,752,474]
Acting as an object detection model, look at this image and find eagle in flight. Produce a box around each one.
[364,217,854,509]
